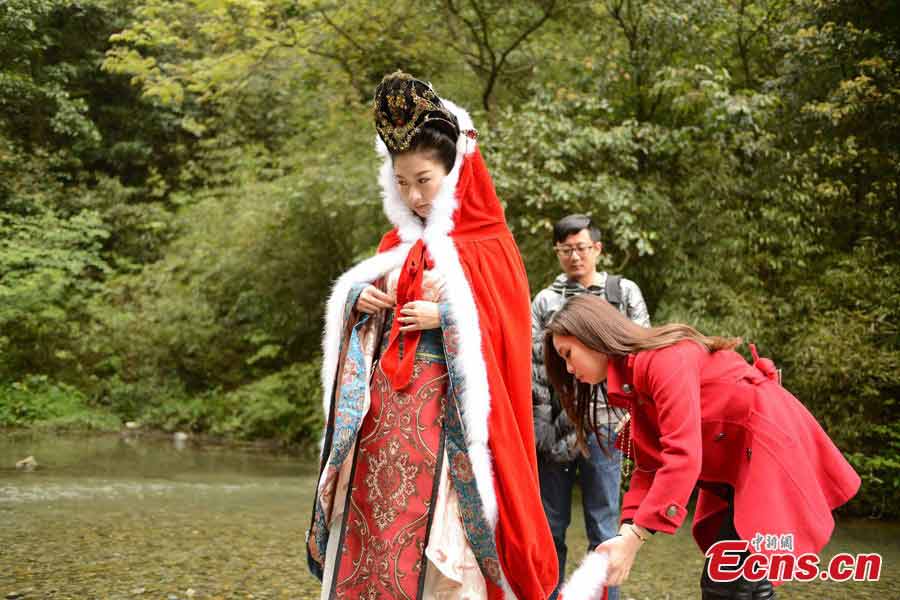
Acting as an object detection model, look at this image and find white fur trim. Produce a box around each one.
[320,243,411,420]
[559,552,609,600]
[442,99,477,156]
[501,578,518,600]
[423,230,497,526]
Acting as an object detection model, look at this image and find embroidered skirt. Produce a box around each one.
[332,356,448,599]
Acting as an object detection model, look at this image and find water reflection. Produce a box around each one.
[0,431,322,599]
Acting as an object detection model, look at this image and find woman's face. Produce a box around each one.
[393,151,449,219]
[552,334,609,385]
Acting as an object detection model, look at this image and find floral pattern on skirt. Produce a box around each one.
[333,360,447,600]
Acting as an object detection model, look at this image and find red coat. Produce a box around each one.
[606,341,860,568]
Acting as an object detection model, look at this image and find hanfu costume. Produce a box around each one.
[306,73,558,600]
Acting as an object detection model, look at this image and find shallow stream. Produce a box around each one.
[1,432,895,599]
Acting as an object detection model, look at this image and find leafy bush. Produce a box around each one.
[139,360,323,445]
[83,115,383,392]
[211,360,324,443]
[92,375,190,421]
[846,423,900,520]
[0,375,119,430]
[785,243,900,517]
[0,197,110,381]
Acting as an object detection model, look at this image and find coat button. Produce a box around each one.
[666,505,678,518]
[715,432,726,441]
[622,384,633,394]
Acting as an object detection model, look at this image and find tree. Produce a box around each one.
[439,0,567,114]
[769,0,900,516]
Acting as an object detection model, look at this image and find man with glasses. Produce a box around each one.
[531,214,650,600]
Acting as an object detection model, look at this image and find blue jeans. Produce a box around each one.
[539,430,621,600]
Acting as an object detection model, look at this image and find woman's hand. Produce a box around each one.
[398,301,440,331]
[356,285,395,314]
[595,524,647,586]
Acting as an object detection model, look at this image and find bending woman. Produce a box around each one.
[544,294,860,599]
[307,72,557,600]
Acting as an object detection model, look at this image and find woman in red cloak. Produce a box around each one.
[545,294,860,600]
[306,72,558,599]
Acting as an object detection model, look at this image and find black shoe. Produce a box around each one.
[701,576,755,600]
[701,578,776,600]
[752,580,776,600]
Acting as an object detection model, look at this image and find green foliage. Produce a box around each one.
[0,195,110,379]
[0,0,100,151]
[211,360,323,443]
[785,242,900,516]
[491,65,786,345]
[1,0,897,516]
[489,90,665,291]
[140,361,323,444]
[84,110,382,390]
[103,0,312,145]
[0,375,120,430]
[92,375,190,421]
[0,0,198,265]
[846,421,900,520]
[767,1,900,516]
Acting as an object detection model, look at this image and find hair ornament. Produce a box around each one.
[373,71,460,153]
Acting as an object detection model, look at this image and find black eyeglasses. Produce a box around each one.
[554,244,595,258]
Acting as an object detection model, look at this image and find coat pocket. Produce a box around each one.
[700,420,747,481]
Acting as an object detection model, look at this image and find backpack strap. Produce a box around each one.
[605,274,623,308]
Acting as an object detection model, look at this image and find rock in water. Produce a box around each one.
[173,431,189,450]
[15,456,38,471]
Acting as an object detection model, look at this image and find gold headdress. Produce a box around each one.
[373,71,460,153]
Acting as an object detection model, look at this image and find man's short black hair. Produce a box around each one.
[553,214,602,244]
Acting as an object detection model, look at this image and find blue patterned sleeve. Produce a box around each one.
[344,282,370,321]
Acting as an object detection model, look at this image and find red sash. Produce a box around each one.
[380,239,434,390]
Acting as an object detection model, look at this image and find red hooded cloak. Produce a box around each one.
[316,101,557,599]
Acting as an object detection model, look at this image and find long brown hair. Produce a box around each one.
[543,294,741,450]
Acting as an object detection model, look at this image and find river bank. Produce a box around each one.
[0,372,322,450]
